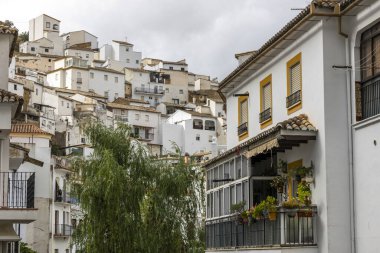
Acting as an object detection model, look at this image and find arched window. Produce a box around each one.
[193,119,203,130]
[360,20,380,119]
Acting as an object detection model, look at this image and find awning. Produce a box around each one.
[0,224,20,242]
[244,139,279,159]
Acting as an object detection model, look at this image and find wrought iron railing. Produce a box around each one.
[286,90,302,108]
[114,114,128,122]
[237,122,248,136]
[259,108,272,123]
[54,224,73,237]
[0,172,35,208]
[361,79,380,119]
[135,87,164,94]
[206,207,317,249]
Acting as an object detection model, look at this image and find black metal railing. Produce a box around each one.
[0,172,35,208]
[361,79,380,119]
[206,207,317,250]
[286,90,302,108]
[259,108,272,123]
[55,190,70,203]
[54,224,72,237]
[114,114,128,122]
[193,124,203,130]
[237,122,248,136]
[135,87,164,95]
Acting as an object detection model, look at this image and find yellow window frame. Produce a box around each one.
[260,74,273,129]
[286,52,302,115]
[238,95,249,141]
[287,159,303,198]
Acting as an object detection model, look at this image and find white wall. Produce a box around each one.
[89,69,124,101]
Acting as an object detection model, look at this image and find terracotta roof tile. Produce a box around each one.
[11,123,52,136]
[0,89,22,103]
[204,114,317,166]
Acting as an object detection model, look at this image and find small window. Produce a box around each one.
[286,53,302,112]
[126,59,130,63]
[104,91,109,98]
[61,101,64,106]
[205,120,215,131]
[45,48,49,53]
[53,24,59,30]
[104,75,108,81]
[48,59,52,62]
[115,77,118,83]
[209,135,213,142]
[31,47,35,51]
[46,22,51,28]
[36,88,39,96]
[86,54,89,58]
[179,89,183,94]
[145,115,149,122]
[54,249,58,253]
[196,134,200,141]
[181,67,185,71]
[136,60,139,64]
[165,88,169,93]
[126,48,129,52]
[193,119,203,130]
[90,72,94,79]
[14,84,17,90]
[172,99,179,104]
[67,103,70,108]
[67,132,70,141]
[135,114,140,120]
[115,93,119,99]
[169,66,173,70]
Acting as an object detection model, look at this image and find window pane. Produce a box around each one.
[243,181,249,210]
[263,83,271,110]
[218,165,223,186]
[236,156,242,179]
[374,35,380,75]
[224,162,229,179]
[230,185,235,207]
[224,188,230,215]
[290,62,301,94]
[242,156,248,178]
[219,189,223,217]
[240,100,248,123]
[361,39,373,79]
[215,191,219,217]
[236,184,242,204]
[229,160,235,179]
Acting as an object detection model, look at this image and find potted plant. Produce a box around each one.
[270,176,287,193]
[265,196,278,221]
[231,201,246,224]
[252,201,266,220]
[297,182,313,217]
[278,159,288,174]
[282,198,300,217]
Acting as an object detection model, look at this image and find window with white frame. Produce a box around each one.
[135,114,140,120]
[196,134,200,141]
[46,22,51,28]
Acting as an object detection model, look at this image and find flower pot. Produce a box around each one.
[285,209,298,217]
[298,209,313,217]
[268,211,277,221]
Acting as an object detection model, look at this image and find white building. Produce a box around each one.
[204,1,380,253]
[60,30,98,49]
[99,40,142,69]
[20,14,63,56]
[163,110,217,158]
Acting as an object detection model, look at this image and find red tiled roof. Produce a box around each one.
[11,123,52,136]
[0,89,22,103]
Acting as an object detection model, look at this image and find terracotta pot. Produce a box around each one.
[268,211,277,221]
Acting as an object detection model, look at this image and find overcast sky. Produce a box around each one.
[2,0,310,80]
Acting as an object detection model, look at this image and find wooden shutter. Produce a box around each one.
[241,99,248,124]
[263,83,271,110]
[290,62,301,94]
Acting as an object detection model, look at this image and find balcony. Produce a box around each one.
[361,78,380,119]
[286,90,302,108]
[237,122,248,136]
[259,108,272,123]
[76,78,82,84]
[114,114,128,123]
[55,190,70,204]
[206,207,317,250]
[134,87,164,95]
[54,224,73,237]
[0,172,35,209]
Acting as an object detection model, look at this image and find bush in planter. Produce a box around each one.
[252,196,278,221]
[282,198,300,217]
[230,201,246,214]
[270,176,287,193]
[297,181,312,206]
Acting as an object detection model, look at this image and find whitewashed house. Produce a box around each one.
[99,40,142,70]
[205,1,380,253]
[61,30,98,50]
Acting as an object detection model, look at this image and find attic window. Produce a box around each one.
[46,22,51,28]
[53,24,59,30]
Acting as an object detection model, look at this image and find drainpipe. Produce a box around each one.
[338,17,356,253]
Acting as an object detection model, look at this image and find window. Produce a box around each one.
[126,48,129,52]
[67,103,70,108]
[45,48,49,53]
[104,91,109,98]
[237,95,248,140]
[36,88,39,96]
[259,74,272,128]
[61,101,64,106]
[53,24,59,30]
[104,75,108,81]
[135,114,140,120]
[193,119,203,129]
[31,47,35,51]
[205,120,215,130]
[145,115,149,122]
[48,59,52,62]
[181,67,185,71]
[286,53,302,114]
[359,21,380,119]
[172,99,179,104]
[54,249,58,253]
[209,135,213,142]
[165,88,169,93]
[169,66,173,70]
[126,59,130,63]
[86,54,89,58]
[196,134,200,141]
[179,89,183,94]
[136,60,139,64]
[14,84,17,90]
[46,22,51,28]
[90,72,94,79]
[67,132,70,141]
[115,77,118,83]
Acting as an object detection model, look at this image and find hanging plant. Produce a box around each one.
[270,176,287,193]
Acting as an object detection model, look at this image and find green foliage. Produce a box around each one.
[297,182,312,206]
[20,243,37,253]
[252,196,277,219]
[270,176,286,189]
[288,165,313,178]
[71,123,204,253]
[230,201,245,213]
[282,198,300,209]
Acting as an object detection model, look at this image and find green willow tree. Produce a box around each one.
[72,123,204,253]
